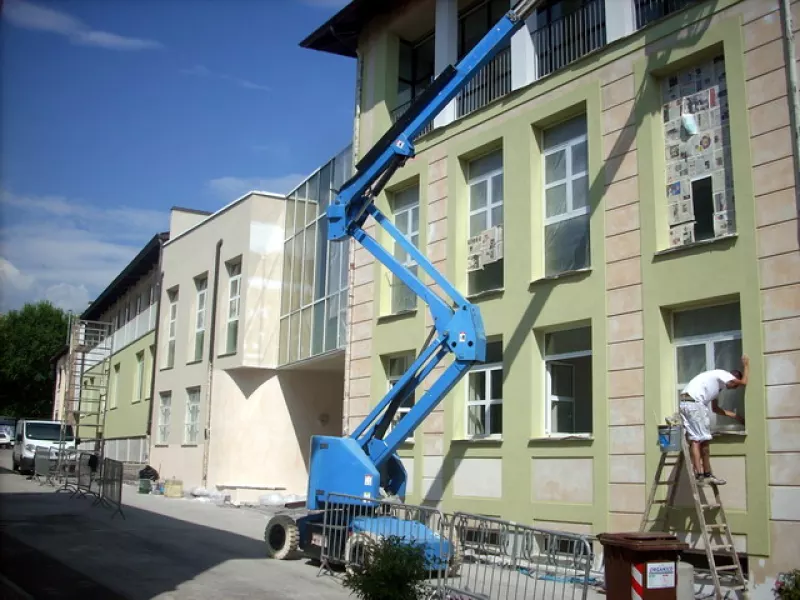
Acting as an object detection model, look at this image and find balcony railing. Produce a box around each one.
[390,100,434,138]
[634,0,697,29]
[456,45,512,119]
[532,0,607,79]
[109,304,156,356]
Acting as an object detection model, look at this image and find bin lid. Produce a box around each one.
[597,531,689,551]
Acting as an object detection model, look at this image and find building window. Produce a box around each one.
[544,326,593,435]
[184,387,201,444]
[133,351,145,403]
[385,352,416,440]
[193,276,207,362]
[164,289,178,368]
[662,55,733,247]
[673,302,743,429]
[458,0,509,59]
[158,391,171,445]
[225,262,241,354]
[110,364,120,409]
[466,150,504,295]
[542,115,590,276]
[466,340,503,437]
[134,294,142,316]
[390,185,420,314]
[396,34,434,113]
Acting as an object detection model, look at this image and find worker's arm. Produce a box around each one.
[711,399,744,423]
[736,354,750,386]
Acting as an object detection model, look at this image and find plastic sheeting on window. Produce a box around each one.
[544,213,590,276]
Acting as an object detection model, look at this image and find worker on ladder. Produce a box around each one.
[678,355,749,486]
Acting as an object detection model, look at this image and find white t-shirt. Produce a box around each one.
[683,369,735,406]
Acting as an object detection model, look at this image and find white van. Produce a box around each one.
[12,419,75,473]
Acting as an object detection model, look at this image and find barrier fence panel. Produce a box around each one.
[94,457,125,519]
[320,492,451,588]
[439,513,595,600]
[54,448,79,494]
[71,452,100,500]
[33,446,57,486]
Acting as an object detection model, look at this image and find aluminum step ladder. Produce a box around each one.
[640,428,748,599]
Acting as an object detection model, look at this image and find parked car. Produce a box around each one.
[0,430,11,449]
[12,419,75,473]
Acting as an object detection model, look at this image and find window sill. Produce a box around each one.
[466,288,504,302]
[654,233,737,258]
[153,444,169,448]
[530,267,592,286]
[181,444,199,448]
[216,352,237,359]
[160,366,174,372]
[377,309,417,324]
[529,434,594,443]
[186,359,203,366]
[452,436,503,445]
[712,429,747,438]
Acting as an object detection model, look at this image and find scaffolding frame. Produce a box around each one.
[56,315,113,479]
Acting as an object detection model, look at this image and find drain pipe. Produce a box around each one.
[779,0,800,219]
[145,240,166,442]
[201,239,223,488]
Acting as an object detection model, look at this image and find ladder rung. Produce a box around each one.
[715,565,740,572]
[710,544,733,551]
[706,524,728,531]
[701,503,721,509]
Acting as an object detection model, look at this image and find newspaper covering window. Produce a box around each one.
[662,55,734,247]
[466,150,504,295]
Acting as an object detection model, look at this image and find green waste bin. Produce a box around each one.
[597,532,688,600]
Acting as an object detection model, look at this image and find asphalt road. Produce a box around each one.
[0,449,351,599]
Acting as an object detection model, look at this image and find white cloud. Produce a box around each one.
[3,0,162,51]
[182,64,269,92]
[207,174,306,198]
[0,189,169,314]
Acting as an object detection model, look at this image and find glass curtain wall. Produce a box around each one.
[279,144,353,365]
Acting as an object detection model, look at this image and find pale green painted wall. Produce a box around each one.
[355,0,771,557]
[81,331,155,441]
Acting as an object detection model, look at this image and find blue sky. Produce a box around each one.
[0,0,354,313]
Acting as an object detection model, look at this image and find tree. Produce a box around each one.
[0,301,69,418]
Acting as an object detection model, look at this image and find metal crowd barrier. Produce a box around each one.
[318,493,594,600]
[33,446,57,486]
[54,448,79,494]
[439,513,595,600]
[93,457,125,519]
[70,452,100,500]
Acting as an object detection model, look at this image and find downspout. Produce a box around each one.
[201,239,223,488]
[145,240,165,444]
[779,0,800,220]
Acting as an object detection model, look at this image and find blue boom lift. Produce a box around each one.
[265,0,543,569]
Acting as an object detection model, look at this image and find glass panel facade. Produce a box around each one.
[279,144,353,365]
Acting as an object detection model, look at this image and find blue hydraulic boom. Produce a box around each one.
[265,0,544,565]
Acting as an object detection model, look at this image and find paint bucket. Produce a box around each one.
[138,478,152,494]
[657,425,682,452]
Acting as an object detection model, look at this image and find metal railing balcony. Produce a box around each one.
[455,45,512,118]
[390,100,434,138]
[634,0,697,29]
[532,0,607,79]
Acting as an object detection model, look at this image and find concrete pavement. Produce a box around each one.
[0,450,350,599]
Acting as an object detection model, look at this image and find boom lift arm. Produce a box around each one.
[306,0,544,510]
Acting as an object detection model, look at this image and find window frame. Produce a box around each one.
[225,262,242,355]
[184,387,201,445]
[110,363,120,410]
[194,277,208,362]
[542,126,589,227]
[544,346,592,437]
[390,185,421,314]
[386,352,416,442]
[158,391,171,445]
[133,351,145,403]
[467,150,505,295]
[164,290,178,369]
[465,343,503,439]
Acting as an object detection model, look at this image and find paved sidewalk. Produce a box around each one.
[0,453,350,599]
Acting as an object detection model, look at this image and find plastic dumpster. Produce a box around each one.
[597,532,688,600]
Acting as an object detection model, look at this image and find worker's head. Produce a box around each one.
[726,369,743,388]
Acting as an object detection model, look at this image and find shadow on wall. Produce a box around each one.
[278,369,345,472]
[416,4,718,508]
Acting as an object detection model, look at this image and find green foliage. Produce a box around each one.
[0,301,69,418]
[775,570,800,600]
[342,535,429,600]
